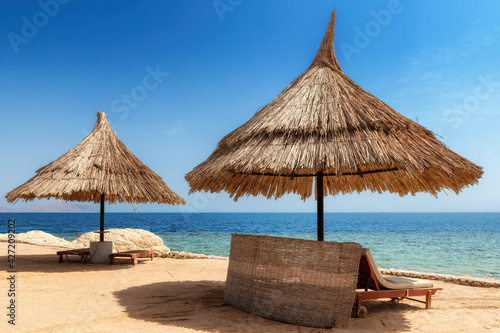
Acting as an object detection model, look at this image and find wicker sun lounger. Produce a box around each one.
[355,248,442,318]
[108,250,155,265]
[57,248,90,263]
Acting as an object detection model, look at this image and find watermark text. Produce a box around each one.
[443,75,499,129]
[111,64,169,120]
[213,0,243,21]
[339,0,404,63]
[7,0,71,54]
[7,219,16,326]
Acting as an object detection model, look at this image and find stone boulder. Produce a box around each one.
[0,230,72,247]
[71,228,170,254]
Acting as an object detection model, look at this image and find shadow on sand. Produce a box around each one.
[114,280,414,332]
[0,252,145,273]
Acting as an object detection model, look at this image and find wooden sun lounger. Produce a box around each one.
[108,250,155,265]
[354,248,442,318]
[57,248,90,263]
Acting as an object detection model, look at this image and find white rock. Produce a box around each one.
[0,230,71,247]
[71,228,170,253]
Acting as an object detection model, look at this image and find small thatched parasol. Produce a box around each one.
[185,11,483,241]
[6,111,185,241]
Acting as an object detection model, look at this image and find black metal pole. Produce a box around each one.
[100,193,105,242]
[316,170,324,241]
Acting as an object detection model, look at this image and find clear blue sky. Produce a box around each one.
[1,1,499,212]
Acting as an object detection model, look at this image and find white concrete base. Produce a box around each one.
[89,241,113,264]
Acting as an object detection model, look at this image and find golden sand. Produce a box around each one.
[1,242,499,332]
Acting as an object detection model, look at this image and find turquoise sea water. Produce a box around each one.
[160,231,498,279]
[2,212,499,279]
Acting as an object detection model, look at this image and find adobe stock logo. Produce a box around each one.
[443,75,499,130]
[111,64,169,120]
[7,0,71,54]
[213,0,243,21]
[339,0,404,63]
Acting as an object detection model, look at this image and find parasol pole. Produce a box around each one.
[100,193,105,242]
[316,170,324,241]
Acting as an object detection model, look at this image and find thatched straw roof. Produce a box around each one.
[6,111,185,205]
[186,11,483,201]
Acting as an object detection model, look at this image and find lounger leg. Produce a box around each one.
[109,257,114,265]
[132,258,137,265]
[150,253,153,261]
[426,290,432,309]
[356,295,363,308]
[58,255,63,263]
[355,295,367,318]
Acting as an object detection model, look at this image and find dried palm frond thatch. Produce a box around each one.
[6,111,184,240]
[185,11,482,239]
[6,111,185,205]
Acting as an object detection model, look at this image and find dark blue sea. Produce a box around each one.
[2,212,499,279]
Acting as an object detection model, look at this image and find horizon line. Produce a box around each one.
[1,211,498,214]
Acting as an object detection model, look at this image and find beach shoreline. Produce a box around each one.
[1,233,499,288]
[1,242,500,332]
[2,212,498,280]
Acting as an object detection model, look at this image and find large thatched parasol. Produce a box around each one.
[6,111,185,241]
[185,11,483,241]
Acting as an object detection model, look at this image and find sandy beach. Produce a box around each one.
[1,242,499,333]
